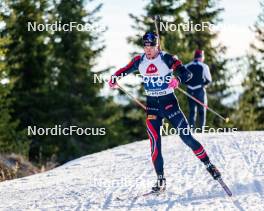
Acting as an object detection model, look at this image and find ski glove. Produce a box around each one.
[108,76,118,89]
[168,77,179,89]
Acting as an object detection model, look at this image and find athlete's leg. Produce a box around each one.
[196,88,207,128]
[146,114,164,176]
[187,89,197,128]
[163,94,209,163]
[146,96,165,176]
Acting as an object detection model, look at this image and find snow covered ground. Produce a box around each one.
[0,131,263,211]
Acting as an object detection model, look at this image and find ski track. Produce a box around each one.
[0,131,263,211]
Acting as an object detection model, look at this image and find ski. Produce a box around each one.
[217,177,232,197]
[115,190,165,201]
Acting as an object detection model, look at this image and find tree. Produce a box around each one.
[0,0,49,157]
[0,34,29,155]
[47,0,132,163]
[236,0,264,130]
[1,0,137,164]
[251,0,264,56]
[235,56,264,130]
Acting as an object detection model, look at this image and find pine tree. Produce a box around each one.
[2,0,53,162]
[1,1,50,156]
[251,0,264,56]
[236,0,264,130]
[235,56,263,130]
[48,0,131,163]
[1,0,136,164]
[0,35,29,155]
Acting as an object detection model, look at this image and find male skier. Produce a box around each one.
[108,32,220,192]
[185,50,212,128]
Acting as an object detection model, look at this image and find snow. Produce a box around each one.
[0,131,264,210]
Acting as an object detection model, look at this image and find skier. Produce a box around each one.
[108,32,220,192]
[185,50,212,128]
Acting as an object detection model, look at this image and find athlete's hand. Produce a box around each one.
[168,77,179,89]
[108,77,118,89]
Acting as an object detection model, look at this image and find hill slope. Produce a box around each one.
[0,131,263,210]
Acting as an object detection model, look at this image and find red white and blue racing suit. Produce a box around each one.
[111,51,210,176]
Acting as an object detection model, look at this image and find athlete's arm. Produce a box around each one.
[109,55,141,85]
[203,64,212,85]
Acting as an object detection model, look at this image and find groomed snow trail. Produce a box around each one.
[0,131,263,211]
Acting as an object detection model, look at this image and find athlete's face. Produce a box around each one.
[144,45,158,59]
[197,56,205,62]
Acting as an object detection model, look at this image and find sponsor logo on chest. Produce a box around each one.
[146,64,158,75]
[138,55,172,77]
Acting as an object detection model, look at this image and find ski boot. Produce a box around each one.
[205,161,221,180]
[152,175,166,192]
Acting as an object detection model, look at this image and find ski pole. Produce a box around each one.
[116,83,146,110]
[116,83,229,122]
[177,87,230,123]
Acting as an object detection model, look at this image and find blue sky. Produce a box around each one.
[90,0,261,72]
